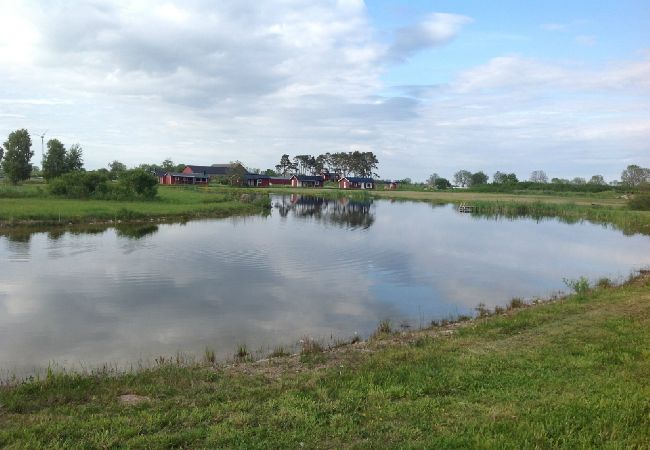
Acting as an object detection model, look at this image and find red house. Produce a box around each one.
[339,177,375,190]
[290,175,323,188]
[159,172,209,185]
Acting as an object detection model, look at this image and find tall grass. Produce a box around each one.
[468,200,650,236]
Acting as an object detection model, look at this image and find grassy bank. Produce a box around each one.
[0,185,270,226]
[1,274,648,448]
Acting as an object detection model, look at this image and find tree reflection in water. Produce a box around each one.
[275,195,375,229]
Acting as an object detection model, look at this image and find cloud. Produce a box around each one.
[541,23,566,32]
[451,55,650,93]
[575,35,597,46]
[0,1,647,181]
[387,13,472,62]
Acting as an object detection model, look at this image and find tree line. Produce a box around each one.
[0,129,158,200]
[274,151,379,178]
[422,166,649,190]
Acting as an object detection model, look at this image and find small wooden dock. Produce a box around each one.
[458,203,475,213]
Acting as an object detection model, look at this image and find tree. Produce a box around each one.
[119,169,158,199]
[469,171,489,186]
[426,173,440,186]
[227,160,249,185]
[588,175,606,185]
[453,170,472,187]
[161,158,176,172]
[551,177,569,184]
[2,129,33,184]
[109,160,127,180]
[493,171,518,184]
[621,165,650,187]
[435,178,452,190]
[65,143,84,172]
[530,170,548,183]
[571,177,586,185]
[275,154,295,176]
[42,139,67,180]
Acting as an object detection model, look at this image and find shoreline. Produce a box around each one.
[1,271,648,447]
[2,269,647,383]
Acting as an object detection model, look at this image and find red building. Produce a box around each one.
[290,175,323,187]
[339,177,375,190]
[159,172,209,185]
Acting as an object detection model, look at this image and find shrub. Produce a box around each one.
[300,337,324,355]
[117,169,158,200]
[49,171,110,198]
[597,277,613,289]
[628,193,650,211]
[564,276,590,298]
[49,169,158,200]
[376,319,392,334]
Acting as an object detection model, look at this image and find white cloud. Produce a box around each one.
[575,35,597,46]
[0,1,647,181]
[387,13,472,62]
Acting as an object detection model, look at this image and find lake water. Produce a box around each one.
[1,195,649,376]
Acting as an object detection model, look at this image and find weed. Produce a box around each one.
[350,333,361,344]
[597,277,614,289]
[564,276,590,299]
[508,298,525,310]
[269,346,290,358]
[494,305,505,314]
[234,344,250,362]
[203,348,216,365]
[475,302,491,317]
[300,337,324,355]
[376,319,392,334]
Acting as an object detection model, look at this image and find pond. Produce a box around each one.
[1,195,649,376]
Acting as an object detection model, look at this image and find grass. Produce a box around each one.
[1,273,648,448]
[0,184,271,225]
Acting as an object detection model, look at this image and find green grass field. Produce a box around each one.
[1,274,648,448]
[0,184,270,225]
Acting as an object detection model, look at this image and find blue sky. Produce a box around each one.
[0,0,648,181]
[375,1,644,81]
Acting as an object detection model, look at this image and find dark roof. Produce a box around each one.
[244,174,270,180]
[270,176,291,181]
[185,164,240,175]
[341,177,374,183]
[169,172,209,178]
[292,175,323,182]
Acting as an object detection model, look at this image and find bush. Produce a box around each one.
[49,171,110,198]
[49,169,158,200]
[117,169,158,200]
[628,193,650,211]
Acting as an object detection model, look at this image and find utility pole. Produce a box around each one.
[39,130,47,167]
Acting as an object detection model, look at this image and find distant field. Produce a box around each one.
[370,188,628,208]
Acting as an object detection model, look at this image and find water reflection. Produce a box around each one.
[275,195,375,229]
[115,224,159,240]
[1,196,649,376]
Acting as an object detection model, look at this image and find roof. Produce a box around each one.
[341,177,374,183]
[185,164,244,175]
[168,172,209,178]
[291,175,323,181]
[244,174,270,180]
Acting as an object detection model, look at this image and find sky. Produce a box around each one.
[0,0,648,181]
